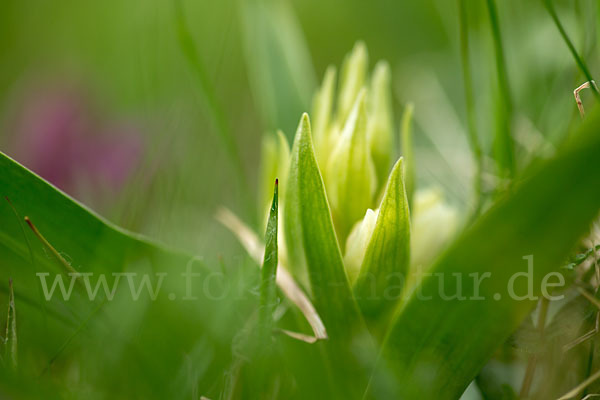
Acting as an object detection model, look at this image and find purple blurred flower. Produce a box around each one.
[8,83,143,200]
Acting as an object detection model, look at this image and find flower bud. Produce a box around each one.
[259,130,290,215]
[337,41,368,125]
[410,188,458,268]
[326,90,377,242]
[312,65,337,168]
[344,208,378,283]
[368,61,394,192]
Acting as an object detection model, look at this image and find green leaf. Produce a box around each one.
[372,108,600,399]
[283,113,358,337]
[258,180,279,338]
[354,158,410,320]
[0,152,249,398]
[326,91,377,242]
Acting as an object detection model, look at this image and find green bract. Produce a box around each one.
[326,90,377,242]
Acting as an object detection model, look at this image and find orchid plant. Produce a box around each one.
[217,42,600,399]
[224,42,458,337]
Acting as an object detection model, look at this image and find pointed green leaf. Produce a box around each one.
[372,108,600,399]
[400,103,415,206]
[0,152,248,397]
[283,113,358,336]
[258,180,279,337]
[326,91,377,242]
[368,61,394,191]
[354,158,410,319]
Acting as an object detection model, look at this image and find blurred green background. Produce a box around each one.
[1,1,600,399]
[0,0,596,257]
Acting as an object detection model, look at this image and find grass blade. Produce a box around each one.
[4,198,47,327]
[216,207,327,340]
[354,158,410,321]
[258,180,279,338]
[240,0,316,135]
[173,0,251,212]
[4,279,17,370]
[24,216,80,279]
[373,108,600,399]
[284,113,359,337]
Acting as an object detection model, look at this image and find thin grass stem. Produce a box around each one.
[458,0,484,211]
[173,0,254,220]
[542,0,599,98]
[486,0,515,181]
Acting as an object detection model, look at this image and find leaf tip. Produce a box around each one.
[295,112,313,146]
[300,112,310,127]
[393,156,404,172]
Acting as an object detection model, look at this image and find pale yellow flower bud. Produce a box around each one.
[410,188,458,268]
[344,208,379,283]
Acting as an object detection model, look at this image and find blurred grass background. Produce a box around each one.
[0,0,596,259]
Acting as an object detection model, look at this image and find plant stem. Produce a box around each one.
[457,0,484,212]
[486,0,515,182]
[542,0,599,98]
[173,0,254,220]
